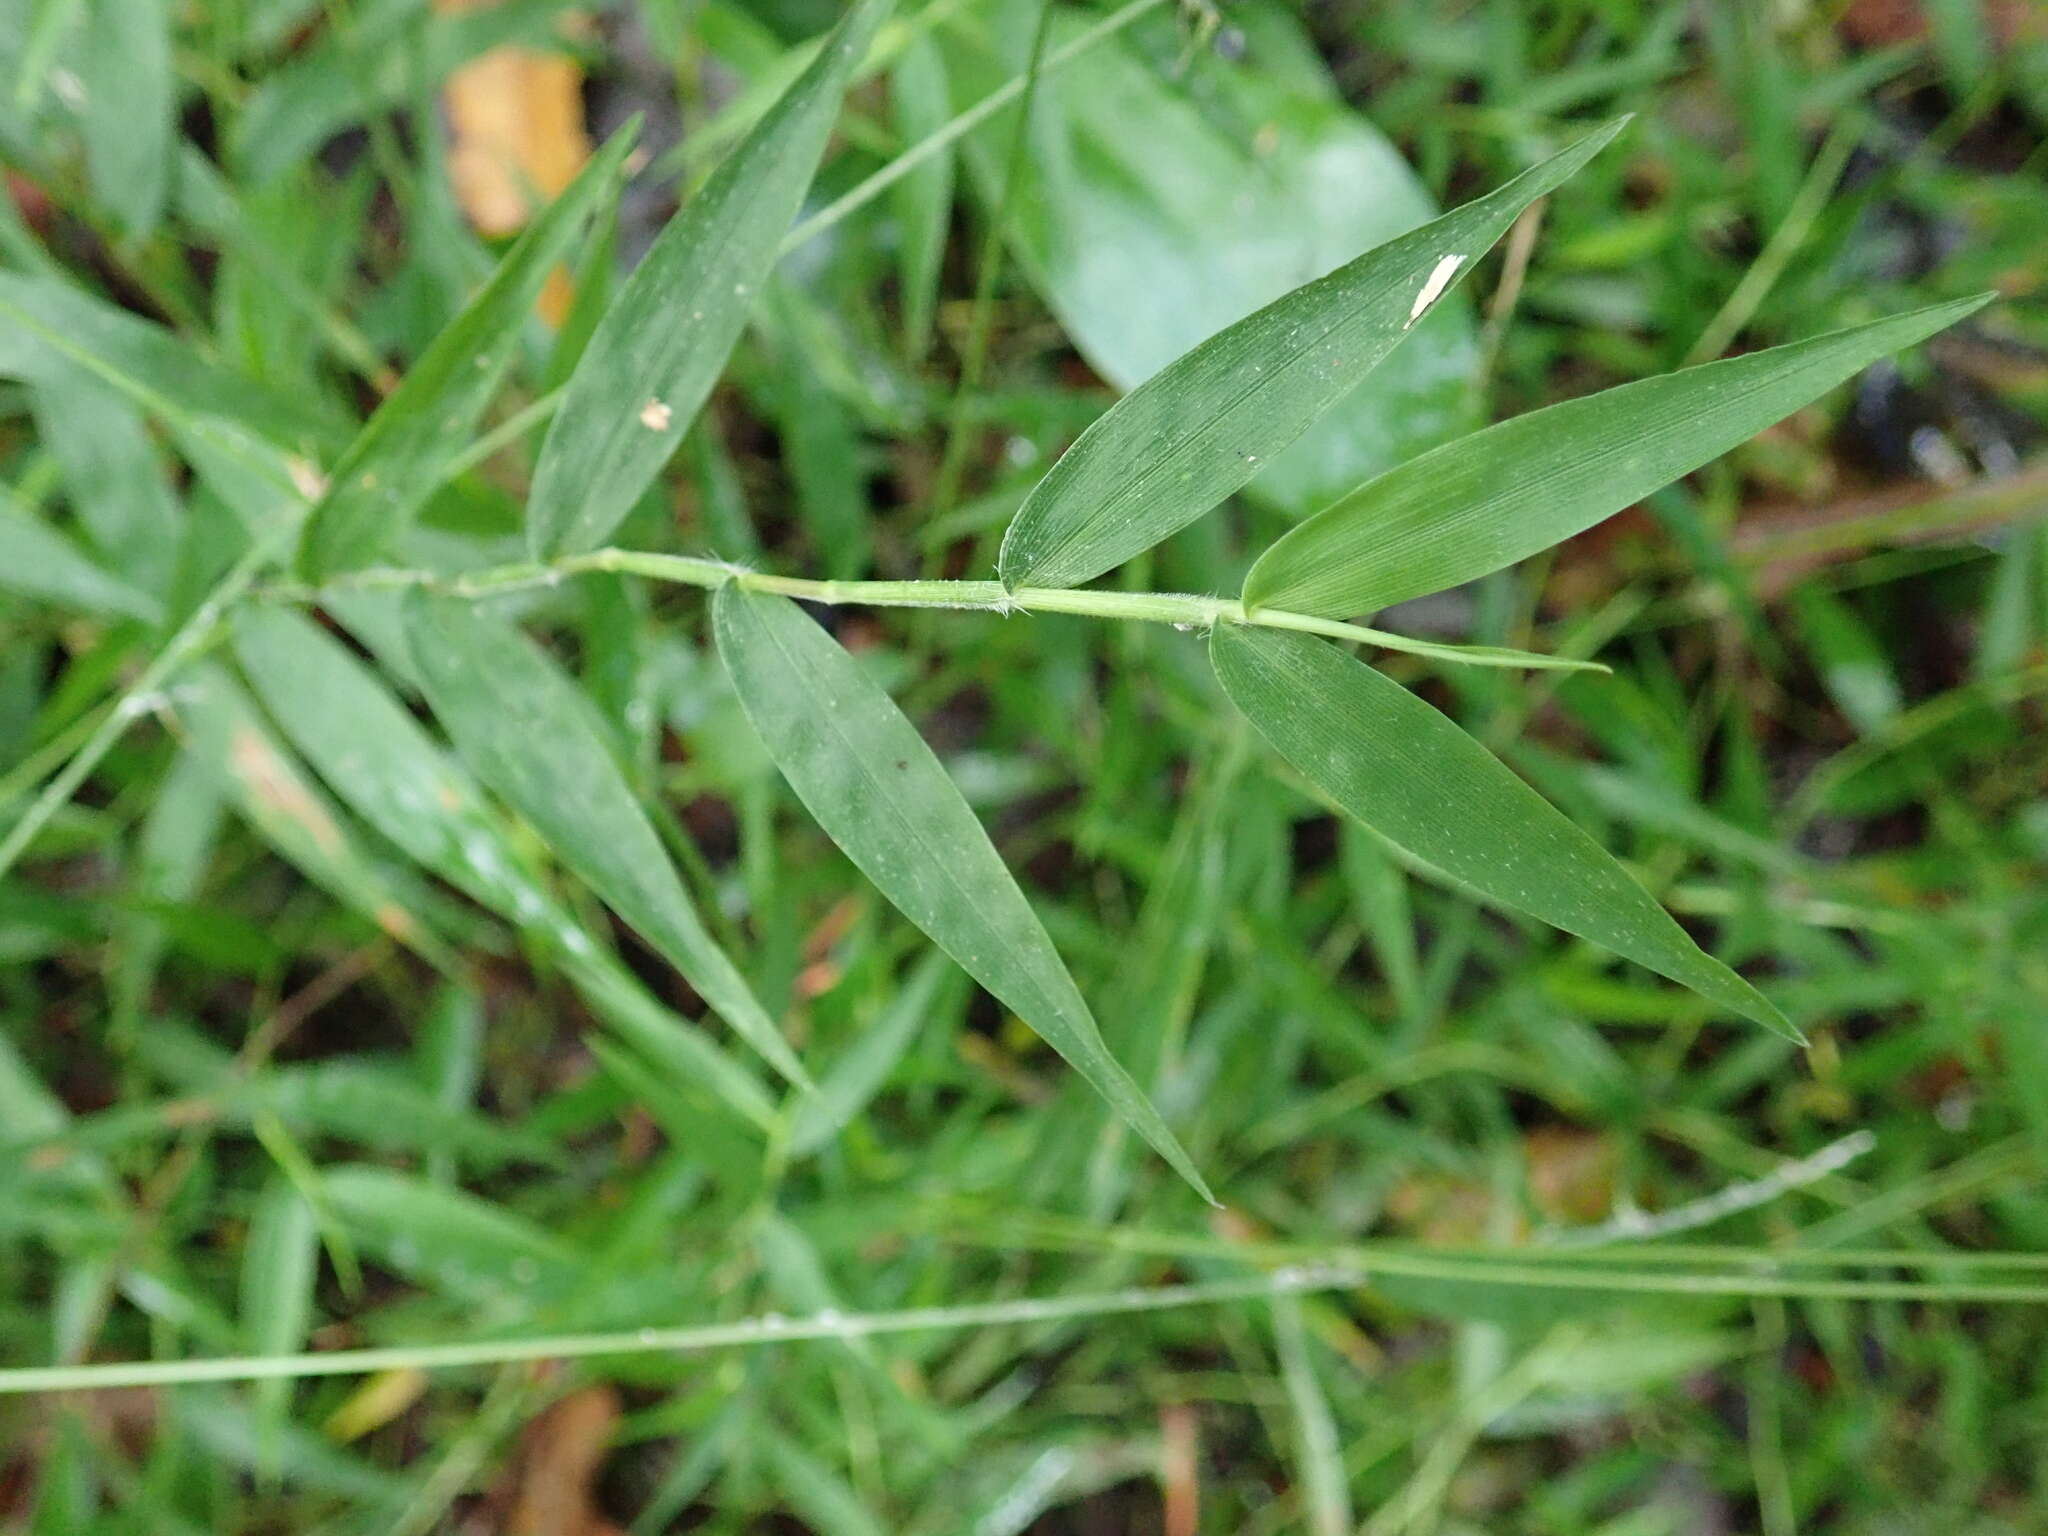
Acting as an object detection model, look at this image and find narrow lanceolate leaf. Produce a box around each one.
[233,607,549,914]
[296,124,638,578]
[996,119,1628,592]
[1245,295,1990,619]
[1210,625,1795,1038]
[713,585,1212,1200]
[174,666,449,966]
[402,593,807,1088]
[526,0,892,557]
[234,608,775,1133]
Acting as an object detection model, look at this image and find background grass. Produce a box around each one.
[3,0,2047,1530]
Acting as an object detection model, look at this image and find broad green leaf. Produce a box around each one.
[233,605,776,1128]
[712,584,1211,1200]
[947,1,1479,525]
[1209,624,1794,1038]
[295,124,638,578]
[527,0,893,557]
[997,118,1625,590]
[0,500,162,621]
[402,593,806,1088]
[1244,296,1990,619]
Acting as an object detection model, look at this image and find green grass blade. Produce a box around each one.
[995,119,1628,592]
[0,501,162,622]
[78,0,173,239]
[0,272,335,452]
[1271,1294,1351,1536]
[889,33,953,361]
[712,584,1212,1201]
[1210,624,1795,1038]
[1244,295,1991,618]
[239,1176,318,1473]
[787,949,951,1158]
[296,124,639,579]
[28,357,183,597]
[526,0,893,558]
[402,593,807,1089]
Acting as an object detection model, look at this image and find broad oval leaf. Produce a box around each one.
[296,124,639,579]
[712,584,1212,1201]
[402,592,806,1088]
[996,118,1628,591]
[1244,296,1991,619]
[526,0,892,558]
[1210,624,1795,1038]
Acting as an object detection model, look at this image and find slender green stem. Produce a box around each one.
[441,387,565,480]
[9,1225,2048,1397]
[0,1267,1364,1396]
[268,547,1607,675]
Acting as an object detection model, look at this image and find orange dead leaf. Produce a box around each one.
[323,1367,430,1443]
[1160,1401,1200,1536]
[437,0,592,325]
[508,1385,623,1536]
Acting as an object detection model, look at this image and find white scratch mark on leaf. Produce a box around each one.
[1405,254,1466,329]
